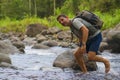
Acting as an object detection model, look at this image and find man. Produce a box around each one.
[57,14,110,73]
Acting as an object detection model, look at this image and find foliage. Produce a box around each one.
[0,0,120,32]
[0,17,48,32]
[98,9,120,30]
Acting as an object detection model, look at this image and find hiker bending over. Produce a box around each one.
[56,14,110,73]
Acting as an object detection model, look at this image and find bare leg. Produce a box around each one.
[74,47,87,73]
[88,51,110,73]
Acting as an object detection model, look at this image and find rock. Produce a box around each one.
[32,43,50,49]
[0,62,20,69]
[36,34,47,43]
[57,31,71,41]
[0,40,20,54]
[106,30,120,40]
[12,41,25,53]
[58,42,70,48]
[107,33,120,53]
[47,27,62,34]
[26,23,48,37]
[99,42,109,52]
[0,53,11,64]
[53,49,98,71]
[23,37,37,45]
[41,40,58,47]
[101,24,120,53]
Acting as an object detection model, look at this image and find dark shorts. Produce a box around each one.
[86,33,102,54]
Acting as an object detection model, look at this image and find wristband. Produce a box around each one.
[79,42,85,47]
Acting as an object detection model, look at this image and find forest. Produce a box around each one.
[0,0,120,32]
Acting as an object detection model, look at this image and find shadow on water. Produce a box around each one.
[0,46,120,80]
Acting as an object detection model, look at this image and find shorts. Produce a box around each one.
[86,32,102,54]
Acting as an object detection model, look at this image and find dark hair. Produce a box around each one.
[56,14,67,21]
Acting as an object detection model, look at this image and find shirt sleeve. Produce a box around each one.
[72,18,84,30]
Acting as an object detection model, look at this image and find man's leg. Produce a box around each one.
[88,51,110,73]
[74,47,87,73]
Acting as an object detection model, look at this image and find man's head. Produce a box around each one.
[57,14,70,26]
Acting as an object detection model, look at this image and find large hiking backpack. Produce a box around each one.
[76,10,103,29]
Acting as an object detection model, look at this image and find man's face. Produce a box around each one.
[58,16,69,26]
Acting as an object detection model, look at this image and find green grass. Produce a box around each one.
[0,17,50,33]
[95,9,120,30]
[0,10,120,33]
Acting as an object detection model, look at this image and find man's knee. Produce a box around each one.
[88,51,96,60]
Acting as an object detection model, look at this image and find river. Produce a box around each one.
[0,46,120,80]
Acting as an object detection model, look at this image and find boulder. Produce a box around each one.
[0,40,20,54]
[26,23,48,37]
[53,50,98,71]
[101,23,120,53]
[107,33,120,53]
[0,53,11,64]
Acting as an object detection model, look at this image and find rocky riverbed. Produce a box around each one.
[0,23,120,80]
[0,46,120,80]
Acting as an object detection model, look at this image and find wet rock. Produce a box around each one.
[12,41,25,53]
[32,43,50,49]
[41,40,58,47]
[0,40,20,54]
[23,37,37,45]
[53,49,98,71]
[0,53,11,64]
[0,62,20,69]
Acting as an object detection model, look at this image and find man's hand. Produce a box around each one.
[79,43,86,54]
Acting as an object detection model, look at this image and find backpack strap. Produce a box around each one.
[70,19,82,43]
[70,31,74,42]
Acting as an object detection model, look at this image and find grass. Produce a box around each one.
[0,17,50,33]
[95,9,120,30]
[0,10,120,33]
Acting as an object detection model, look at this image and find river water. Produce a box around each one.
[0,46,120,80]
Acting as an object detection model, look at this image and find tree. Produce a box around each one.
[34,0,37,17]
[29,0,31,16]
[53,0,56,15]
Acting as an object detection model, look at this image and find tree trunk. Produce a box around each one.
[34,0,37,17]
[53,0,56,15]
[29,0,31,16]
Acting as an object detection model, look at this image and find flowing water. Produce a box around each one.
[0,46,120,80]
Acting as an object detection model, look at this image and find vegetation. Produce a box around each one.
[0,0,120,32]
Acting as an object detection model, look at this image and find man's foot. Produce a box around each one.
[105,60,110,73]
[82,71,88,74]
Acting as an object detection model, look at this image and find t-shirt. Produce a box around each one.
[70,18,100,39]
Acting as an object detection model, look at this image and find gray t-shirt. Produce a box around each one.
[70,18,100,39]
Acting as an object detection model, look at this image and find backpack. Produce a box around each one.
[75,10,103,29]
[70,10,103,42]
